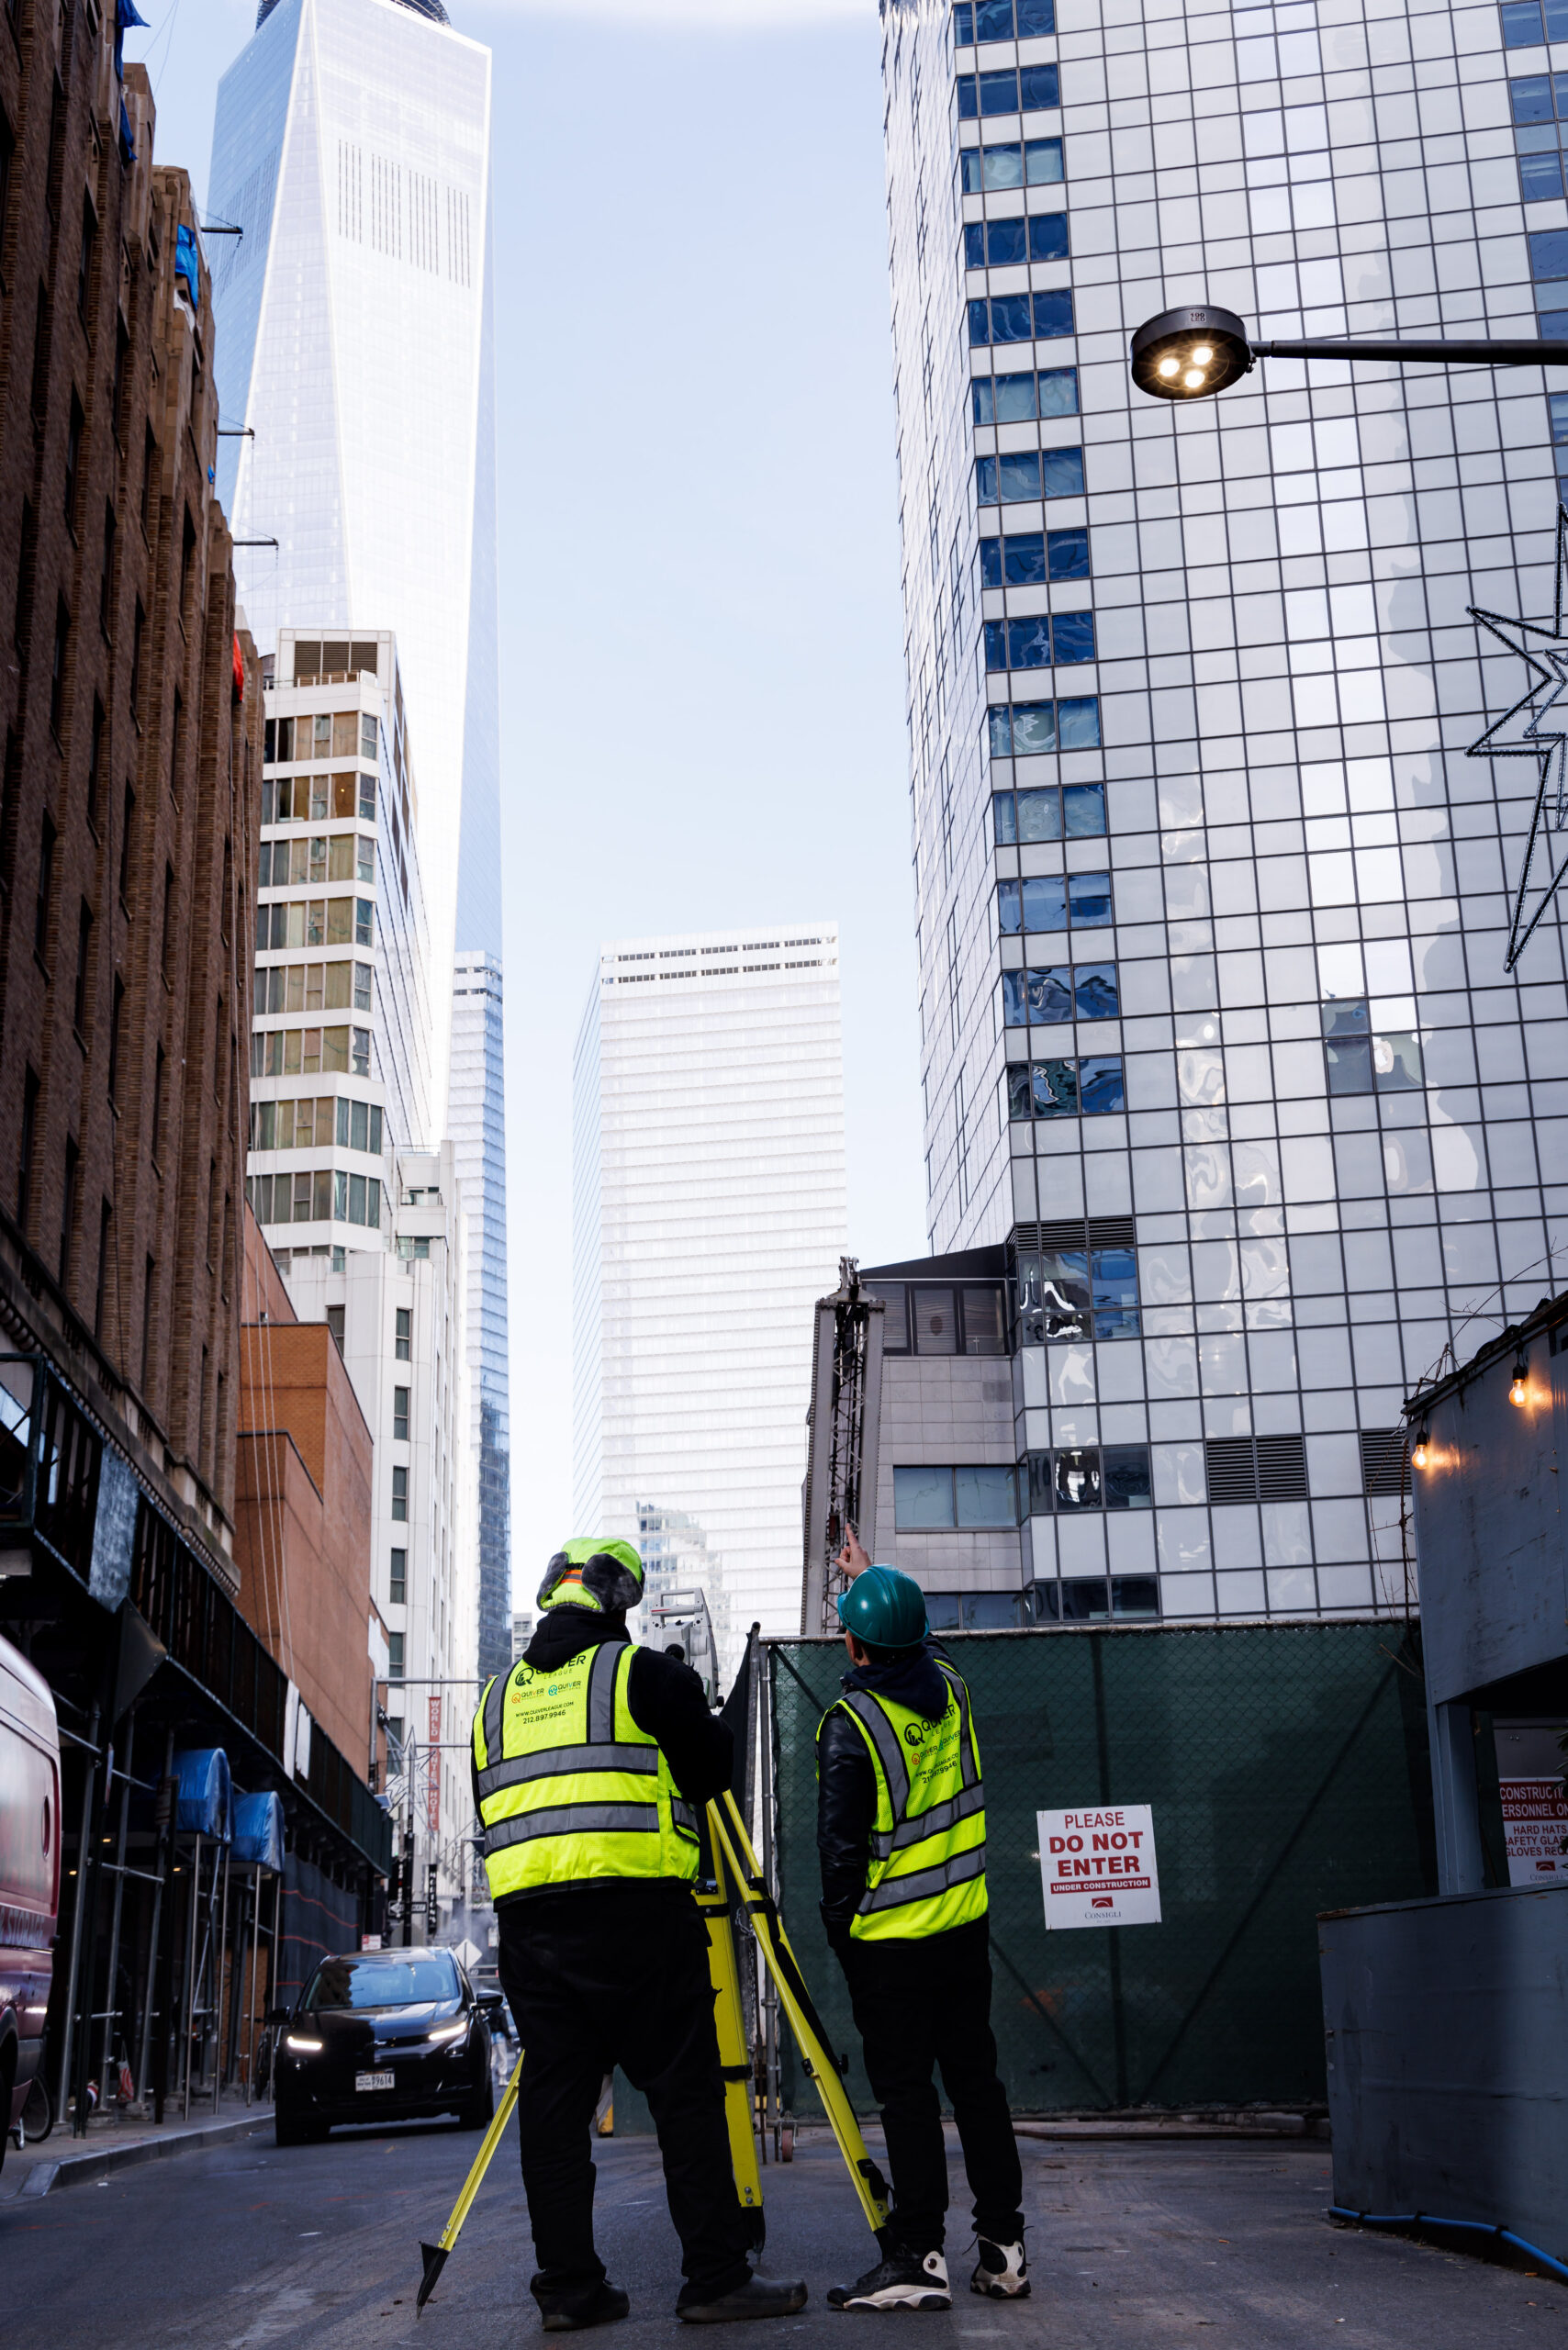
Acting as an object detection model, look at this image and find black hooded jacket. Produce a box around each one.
[472,1606,734,1912]
[816,1643,952,1933]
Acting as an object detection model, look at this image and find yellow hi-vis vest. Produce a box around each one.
[829,1662,988,1942]
[473,1639,700,1901]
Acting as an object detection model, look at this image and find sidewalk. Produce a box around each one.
[0,2088,275,2201]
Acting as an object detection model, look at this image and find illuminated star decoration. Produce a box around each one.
[1468,503,1568,972]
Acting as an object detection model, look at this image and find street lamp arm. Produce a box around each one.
[1250,335,1568,369]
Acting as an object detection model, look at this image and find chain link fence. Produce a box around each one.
[767,1619,1435,2116]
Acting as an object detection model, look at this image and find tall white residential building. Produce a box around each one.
[245,631,476,1905]
[572,929,848,1658]
[873,0,1568,1631]
[450,950,510,1678]
[210,0,510,1669]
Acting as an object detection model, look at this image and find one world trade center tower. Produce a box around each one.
[209,0,511,1673]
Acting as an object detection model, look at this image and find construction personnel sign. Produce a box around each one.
[1036,1805,1161,1928]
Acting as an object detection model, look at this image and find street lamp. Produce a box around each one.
[1130,302,1568,401]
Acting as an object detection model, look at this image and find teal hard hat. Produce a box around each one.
[836,1565,928,1651]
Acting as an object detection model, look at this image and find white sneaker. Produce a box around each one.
[970,2240,1030,2300]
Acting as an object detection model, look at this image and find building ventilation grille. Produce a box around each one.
[1360,1428,1407,1497]
[1017,1215,1136,1253]
[1204,1435,1308,1505]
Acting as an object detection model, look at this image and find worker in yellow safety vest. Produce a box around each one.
[472,1539,807,2330]
[818,1537,1027,2313]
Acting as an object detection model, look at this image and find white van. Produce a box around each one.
[0,1634,60,2166]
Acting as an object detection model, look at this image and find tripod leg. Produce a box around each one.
[417,2048,525,2312]
[696,1841,765,2246]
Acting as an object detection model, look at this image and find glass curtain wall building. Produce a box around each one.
[881,0,1567,1626]
[572,929,848,1664]
[450,949,510,1677]
[210,0,510,1656]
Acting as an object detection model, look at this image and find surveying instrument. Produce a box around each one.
[416,1786,888,2311]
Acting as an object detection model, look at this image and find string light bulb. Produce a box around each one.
[1411,1426,1428,1471]
[1509,1357,1529,1406]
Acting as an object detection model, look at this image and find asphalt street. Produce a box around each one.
[1,2115,1562,2349]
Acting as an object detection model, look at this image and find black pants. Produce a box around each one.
[837,1916,1023,2255]
[497,1884,752,2314]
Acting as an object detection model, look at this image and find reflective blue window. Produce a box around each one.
[1020,63,1060,106]
[1021,874,1068,929]
[1050,610,1095,664]
[1002,969,1029,1024]
[1079,1057,1126,1115]
[1027,966,1073,1022]
[997,878,1022,933]
[1032,1058,1078,1117]
[989,217,1029,265]
[1550,389,1568,443]
[984,620,1009,670]
[1540,304,1568,334]
[1532,228,1568,277]
[1073,961,1118,1016]
[1521,150,1566,198]
[992,791,1018,844]
[1090,1245,1139,1334]
[1007,1064,1032,1119]
[1057,696,1101,749]
[1028,212,1069,262]
[972,367,1079,425]
[1066,869,1112,925]
[1034,288,1075,338]
[1503,0,1546,39]
[1063,781,1106,834]
[1513,73,1554,118]
[1048,526,1089,577]
[1008,614,1053,668]
[1042,446,1086,497]
[988,698,1100,755]
[965,222,987,268]
[954,1,974,37]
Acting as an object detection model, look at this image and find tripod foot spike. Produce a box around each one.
[417,2243,449,2313]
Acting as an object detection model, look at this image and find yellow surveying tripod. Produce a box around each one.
[417,1788,888,2311]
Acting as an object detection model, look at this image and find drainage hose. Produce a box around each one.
[1328,2207,1568,2287]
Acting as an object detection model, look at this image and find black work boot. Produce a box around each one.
[827,2247,951,2311]
[538,2283,631,2332]
[677,2273,810,2322]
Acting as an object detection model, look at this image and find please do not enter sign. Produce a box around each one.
[1036,1804,1161,1929]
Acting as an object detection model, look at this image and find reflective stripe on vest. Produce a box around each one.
[473,1640,700,1899]
[831,1662,989,1942]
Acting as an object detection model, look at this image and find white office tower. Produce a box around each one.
[246,629,476,1908]
[450,950,510,1679]
[879,0,1567,1628]
[572,931,848,1665]
[210,0,511,1672]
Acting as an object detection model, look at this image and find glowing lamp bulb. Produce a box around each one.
[1158,355,1180,378]
[1182,367,1206,389]
[1509,1365,1528,1406]
[1191,344,1214,364]
[1411,1431,1428,1470]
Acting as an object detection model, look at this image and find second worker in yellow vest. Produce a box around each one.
[473,1539,807,2330]
[817,1542,1027,2314]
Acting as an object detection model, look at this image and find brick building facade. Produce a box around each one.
[0,16,261,1576]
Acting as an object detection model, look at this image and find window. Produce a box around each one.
[1028,1578,1159,1622]
[73,900,92,1032]
[1007,1055,1125,1120]
[168,688,182,801]
[34,815,55,962]
[984,610,1095,671]
[107,976,124,1102]
[1016,1241,1140,1341]
[1552,390,1568,487]
[353,961,373,1013]
[119,784,135,904]
[396,1306,411,1361]
[326,1304,344,1356]
[17,1067,39,1236]
[870,1281,1008,1355]
[393,1384,409,1442]
[973,372,1077,433]
[59,1136,79,1278]
[389,1548,407,1605]
[964,212,1070,267]
[359,771,376,821]
[180,508,196,613]
[980,526,1087,587]
[151,1045,164,1164]
[63,396,84,529]
[387,1630,405,1681]
[354,897,374,946]
[353,1026,370,1077]
[1002,961,1117,1024]
[161,861,174,977]
[992,782,1104,840]
[361,713,378,759]
[95,1201,111,1341]
[129,599,145,716]
[893,1463,1018,1529]
[987,698,1100,756]
[100,504,117,635]
[1321,1000,1424,1093]
[957,63,1060,117]
[85,699,106,827]
[955,0,1056,39]
[997,869,1112,935]
[960,137,1063,194]
[1025,1444,1151,1514]
[391,1464,409,1522]
[975,446,1085,501]
[50,598,69,736]
[969,289,1075,347]
[76,197,95,321]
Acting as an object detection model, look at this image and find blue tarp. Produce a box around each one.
[174,1748,231,1841]
[174,222,199,308]
[233,1791,284,1872]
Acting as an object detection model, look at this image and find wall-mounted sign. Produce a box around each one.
[1037,1805,1160,1928]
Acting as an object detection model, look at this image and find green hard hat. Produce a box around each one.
[836,1565,928,1650]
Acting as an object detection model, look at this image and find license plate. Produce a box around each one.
[355,2070,396,2092]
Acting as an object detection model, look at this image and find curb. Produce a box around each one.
[1015,2117,1331,2143]
[8,2109,274,2199]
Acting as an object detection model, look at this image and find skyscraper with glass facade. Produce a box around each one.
[876,0,1567,1629]
[572,929,848,1662]
[210,0,510,1658]
[451,949,510,1676]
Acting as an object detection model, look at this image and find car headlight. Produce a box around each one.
[428,2020,468,2045]
[285,2033,324,2053]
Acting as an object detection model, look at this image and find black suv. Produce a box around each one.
[273,1948,498,2144]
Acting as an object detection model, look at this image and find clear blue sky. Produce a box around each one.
[129,0,925,1587]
